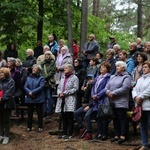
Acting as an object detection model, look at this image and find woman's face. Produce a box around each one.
[74,60,79,66]
[32,66,39,74]
[137,55,144,63]
[100,65,108,75]
[64,66,71,74]
[26,51,32,57]
[116,64,125,74]
[45,54,51,60]
[7,60,13,67]
[15,60,20,67]
[61,48,66,55]
[142,64,150,74]
[0,72,5,79]
[96,54,100,59]
[106,53,113,60]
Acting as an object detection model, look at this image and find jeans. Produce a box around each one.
[27,103,43,129]
[0,108,11,137]
[113,108,127,137]
[43,87,53,114]
[83,59,90,70]
[74,106,94,133]
[140,111,150,147]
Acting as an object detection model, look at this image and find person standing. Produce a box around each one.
[55,64,79,139]
[34,41,43,59]
[0,67,15,144]
[24,64,45,132]
[41,51,56,117]
[132,61,150,150]
[82,34,99,69]
[72,39,79,60]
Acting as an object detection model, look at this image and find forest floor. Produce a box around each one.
[0,113,145,150]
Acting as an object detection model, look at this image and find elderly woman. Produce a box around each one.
[24,64,45,132]
[74,62,111,140]
[22,49,36,76]
[0,68,15,144]
[105,61,131,144]
[41,51,56,117]
[55,46,73,84]
[132,61,150,150]
[55,64,79,139]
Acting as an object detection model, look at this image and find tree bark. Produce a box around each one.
[37,0,43,42]
[92,0,99,17]
[137,0,142,38]
[67,0,73,53]
[80,0,88,53]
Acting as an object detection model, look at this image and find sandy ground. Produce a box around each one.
[0,113,143,150]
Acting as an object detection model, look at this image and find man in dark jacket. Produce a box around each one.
[82,34,100,69]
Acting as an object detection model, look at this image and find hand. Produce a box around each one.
[84,106,90,112]
[108,92,113,98]
[29,92,33,96]
[92,95,98,100]
[135,96,142,105]
[59,93,65,98]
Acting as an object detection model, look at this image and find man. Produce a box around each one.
[136,37,144,52]
[113,44,121,60]
[127,42,139,66]
[106,36,117,50]
[47,35,59,57]
[119,50,134,74]
[145,42,150,60]
[82,34,100,69]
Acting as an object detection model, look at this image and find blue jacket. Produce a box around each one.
[91,73,111,111]
[24,74,45,104]
[126,58,135,74]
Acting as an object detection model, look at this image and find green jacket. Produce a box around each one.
[41,59,56,88]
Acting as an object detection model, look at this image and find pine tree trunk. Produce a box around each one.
[137,0,142,38]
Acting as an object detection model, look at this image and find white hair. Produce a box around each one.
[115,61,127,70]
[113,44,120,50]
[26,49,34,55]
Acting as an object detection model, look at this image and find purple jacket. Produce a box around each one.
[91,73,111,111]
[105,71,131,108]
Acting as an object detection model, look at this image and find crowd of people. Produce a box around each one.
[0,34,150,150]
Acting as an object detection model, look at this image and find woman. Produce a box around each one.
[74,58,86,109]
[132,61,150,150]
[41,51,56,117]
[55,46,73,84]
[0,51,7,68]
[74,62,111,140]
[22,49,36,76]
[0,67,15,144]
[105,61,131,144]
[24,64,45,132]
[131,52,147,87]
[72,39,79,60]
[55,64,79,139]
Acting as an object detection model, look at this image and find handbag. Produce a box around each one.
[132,105,142,122]
[97,100,114,119]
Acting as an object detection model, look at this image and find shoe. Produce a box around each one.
[26,128,31,132]
[83,133,93,140]
[63,135,73,139]
[118,138,126,144]
[101,136,108,141]
[58,135,67,139]
[110,137,119,142]
[0,136,4,142]
[38,128,43,133]
[94,134,102,140]
[79,127,87,139]
[2,136,9,144]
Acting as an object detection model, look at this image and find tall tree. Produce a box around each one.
[80,0,88,53]
[37,0,43,42]
[67,0,73,53]
[92,0,100,17]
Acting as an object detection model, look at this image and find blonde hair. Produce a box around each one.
[0,67,11,78]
